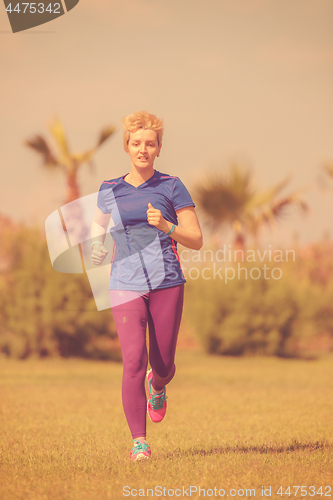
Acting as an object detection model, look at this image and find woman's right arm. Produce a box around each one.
[91,207,111,265]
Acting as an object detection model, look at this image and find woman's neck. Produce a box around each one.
[125,167,155,187]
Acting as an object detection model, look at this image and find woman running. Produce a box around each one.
[91,111,203,461]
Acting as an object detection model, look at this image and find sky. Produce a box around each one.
[1,0,333,247]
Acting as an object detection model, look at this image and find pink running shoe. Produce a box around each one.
[130,439,151,461]
[146,369,167,423]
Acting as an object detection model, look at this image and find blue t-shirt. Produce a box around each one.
[97,170,195,291]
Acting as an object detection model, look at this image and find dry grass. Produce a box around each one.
[0,351,332,499]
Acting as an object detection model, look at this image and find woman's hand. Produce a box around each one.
[146,203,170,233]
[146,204,203,249]
[91,242,109,265]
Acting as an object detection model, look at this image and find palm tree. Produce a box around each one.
[25,117,116,248]
[25,117,117,204]
[193,163,308,251]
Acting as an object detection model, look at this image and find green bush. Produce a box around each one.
[0,225,121,360]
[184,254,333,358]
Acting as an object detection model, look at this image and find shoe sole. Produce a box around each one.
[132,453,150,461]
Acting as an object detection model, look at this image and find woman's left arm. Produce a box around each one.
[147,204,203,250]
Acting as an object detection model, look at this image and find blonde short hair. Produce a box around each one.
[122,111,164,151]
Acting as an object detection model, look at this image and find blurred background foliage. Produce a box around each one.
[193,163,309,251]
[0,220,121,361]
[183,244,333,359]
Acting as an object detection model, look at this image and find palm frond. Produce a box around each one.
[70,125,116,170]
[25,135,58,167]
[193,165,254,226]
[71,149,95,164]
[49,117,71,159]
[246,175,291,211]
[96,125,117,148]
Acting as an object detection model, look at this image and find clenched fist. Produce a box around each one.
[146,203,169,233]
[91,242,109,265]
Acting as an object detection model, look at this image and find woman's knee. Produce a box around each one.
[123,350,148,377]
[152,362,175,381]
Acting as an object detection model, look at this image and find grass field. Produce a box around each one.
[0,351,332,500]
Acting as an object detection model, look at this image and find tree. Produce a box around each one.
[25,117,117,203]
[193,163,308,250]
[25,117,117,246]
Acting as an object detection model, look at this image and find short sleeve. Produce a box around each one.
[97,183,112,214]
[172,178,195,211]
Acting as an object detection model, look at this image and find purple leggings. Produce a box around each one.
[110,285,184,439]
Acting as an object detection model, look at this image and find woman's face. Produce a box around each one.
[126,129,161,172]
